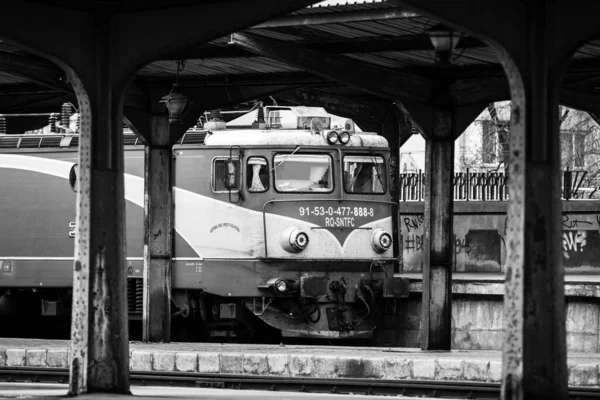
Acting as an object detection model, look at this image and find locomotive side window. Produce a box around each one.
[247,157,269,192]
[274,154,333,193]
[343,155,386,194]
[212,157,240,193]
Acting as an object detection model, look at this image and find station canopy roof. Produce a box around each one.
[0,0,598,133]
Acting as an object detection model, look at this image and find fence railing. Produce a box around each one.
[398,169,591,201]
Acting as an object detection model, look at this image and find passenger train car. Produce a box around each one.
[0,106,408,341]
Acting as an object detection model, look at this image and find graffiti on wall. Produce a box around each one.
[401,212,600,272]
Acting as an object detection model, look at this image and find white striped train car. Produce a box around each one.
[0,106,409,341]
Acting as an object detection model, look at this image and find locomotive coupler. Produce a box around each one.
[327,280,354,332]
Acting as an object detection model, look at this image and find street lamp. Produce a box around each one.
[160,91,190,124]
[159,60,190,124]
[427,24,461,65]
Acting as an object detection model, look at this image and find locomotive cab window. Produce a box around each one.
[274,154,333,193]
[247,157,269,192]
[343,155,386,194]
[212,157,240,193]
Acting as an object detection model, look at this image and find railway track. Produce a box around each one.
[0,366,598,399]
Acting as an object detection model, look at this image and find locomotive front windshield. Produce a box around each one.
[343,155,386,194]
[274,154,333,192]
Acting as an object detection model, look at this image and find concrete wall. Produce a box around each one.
[383,294,600,353]
[400,200,600,273]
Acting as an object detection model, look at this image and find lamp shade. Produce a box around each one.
[427,24,461,55]
[160,91,189,124]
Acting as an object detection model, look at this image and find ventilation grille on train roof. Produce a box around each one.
[123,135,141,146]
[0,136,19,149]
[0,135,64,149]
[0,130,206,149]
[176,132,206,145]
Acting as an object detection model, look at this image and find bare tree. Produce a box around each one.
[458,102,600,197]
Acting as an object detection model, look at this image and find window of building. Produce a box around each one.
[212,157,240,192]
[574,131,586,168]
[562,130,587,169]
[343,155,386,194]
[481,120,497,164]
[481,119,509,165]
[247,157,269,192]
[273,154,332,192]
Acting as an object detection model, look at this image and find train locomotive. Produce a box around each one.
[0,106,408,341]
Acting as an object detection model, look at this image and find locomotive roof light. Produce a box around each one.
[326,130,339,145]
[280,227,310,253]
[338,130,351,145]
[371,228,392,253]
[343,119,355,132]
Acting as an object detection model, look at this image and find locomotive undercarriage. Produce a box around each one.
[0,261,409,342]
[246,264,408,339]
[170,261,410,342]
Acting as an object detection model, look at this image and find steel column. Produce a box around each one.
[126,109,189,344]
[143,138,174,343]
[421,106,454,350]
[502,11,567,400]
[69,18,129,395]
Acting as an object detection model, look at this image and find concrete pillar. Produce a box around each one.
[68,19,129,395]
[143,118,174,343]
[421,104,454,350]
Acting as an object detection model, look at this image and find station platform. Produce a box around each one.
[0,383,427,399]
[398,272,600,296]
[0,338,599,388]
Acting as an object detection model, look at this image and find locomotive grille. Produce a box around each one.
[0,137,19,148]
[127,278,144,314]
[123,136,140,146]
[177,132,206,145]
[39,136,62,148]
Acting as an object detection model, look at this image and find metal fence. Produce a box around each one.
[398,169,590,201]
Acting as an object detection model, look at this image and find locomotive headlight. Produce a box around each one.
[295,232,309,249]
[280,227,310,253]
[326,130,339,145]
[274,279,288,293]
[338,130,351,145]
[371,228,393,253]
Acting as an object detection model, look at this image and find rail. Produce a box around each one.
[1,366,599,399]
[399,169,592,201]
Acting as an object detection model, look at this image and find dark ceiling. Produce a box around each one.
[0,0,599,134]
[28,0,223,13]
